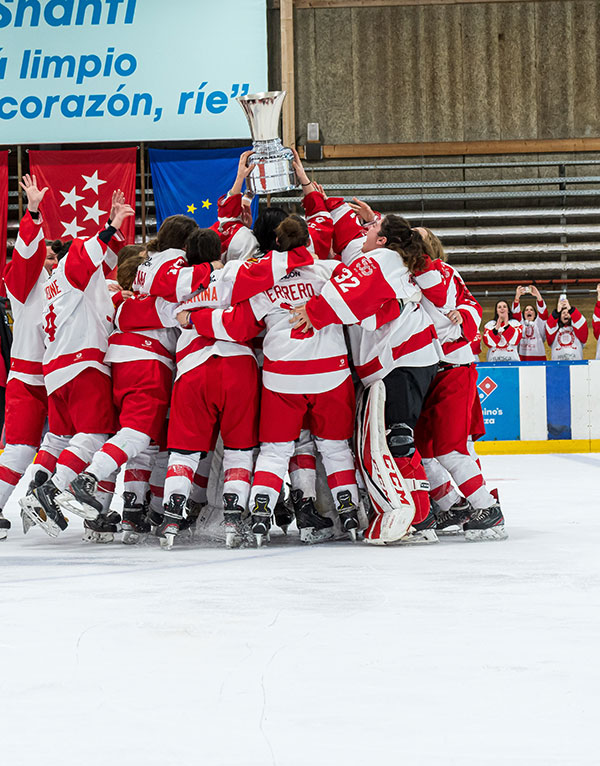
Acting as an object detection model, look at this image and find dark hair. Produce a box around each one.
[558,303,573,327]
[186,228,221,265]
[522,303,538,320]
[275,215,309,251]
[493,300,513,322]
[117,252,147,290]
[146,214,199,254]
[253,206,287,254]
[378,215,427,274]
[117,243,145,267]
[56,240,72,260]
[47,239,63,255]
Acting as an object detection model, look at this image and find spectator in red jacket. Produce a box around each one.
[483,300,522,361]
[546,296,588,360]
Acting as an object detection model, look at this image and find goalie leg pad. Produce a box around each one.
[356,381,421,544]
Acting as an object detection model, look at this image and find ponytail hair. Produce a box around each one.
[378,214,428,274]
[275,215,310,251]
[146,214,199,254]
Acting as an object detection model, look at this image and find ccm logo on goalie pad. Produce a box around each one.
[382,454,411,505]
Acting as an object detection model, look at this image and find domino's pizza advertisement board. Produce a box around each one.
[476,364,520,441]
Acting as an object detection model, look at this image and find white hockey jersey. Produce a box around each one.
[4,211,49,386]
[41,227,122,394]
[190,259,351,394]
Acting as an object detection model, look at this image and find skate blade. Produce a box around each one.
[225,530,244,549]
[55,492,100,521]
[348,528,358,543]
[0,528,7,541]
[254,532,271,548]
[299,527,335,545]
[159,533,176,550]
[397,528,439,545]
[121,529,146,545]
[20,509,36,535]
[465,525,508,542]
[436,526,464,536]
[18,497,62,538]
[82,530,115,544]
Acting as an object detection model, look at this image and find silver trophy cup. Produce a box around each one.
[236,91,298,195]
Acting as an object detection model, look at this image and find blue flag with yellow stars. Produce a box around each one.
[149,147,258,229]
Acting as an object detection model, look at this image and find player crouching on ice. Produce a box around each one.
[187,216,362,547]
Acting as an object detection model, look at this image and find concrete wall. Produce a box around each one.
[268,1,600,146]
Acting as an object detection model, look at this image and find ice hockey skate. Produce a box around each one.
[464,489,507,541]
[274,496,294,534]
[250,493,272,547]
[0,511,10,540]
[335,490,360,542]
[20,470,50,534]
[82,511,122,544]
[433,498,472,535]
[157,494,186,550]
[222,492,247,548]
[19,479,69,538]
[291,489,334,544]
[121,492,151,545]
[56,471,102,521]
[398,509,439,545]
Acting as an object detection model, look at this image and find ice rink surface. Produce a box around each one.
[1,453,598,766]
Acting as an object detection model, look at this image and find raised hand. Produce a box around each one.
[515,285,525,299]
[19,174,48,213]
[110,189,126,221]
[596,283,600,301]
[530,285,541,300]
[348,197,375,224]
[291,147,313,193]
[230,150,256,196]
[111,202,135,230]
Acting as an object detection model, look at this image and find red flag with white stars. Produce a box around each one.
[0,151,8,280]
[29,147,136,244]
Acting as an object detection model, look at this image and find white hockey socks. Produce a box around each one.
[188,451,213,507]
[87,427,152,482]
[0,444,37,508]
[250,441,295,512]
[289,429,317,499]
[222,448,253,510]
[53,433,108,491]
[423,457,462,511]
[436,450,495,510]
[123,444,158,505]
[314,438,359,508]
[164,451,201,506]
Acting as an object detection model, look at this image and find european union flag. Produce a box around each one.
[149,147,258,229]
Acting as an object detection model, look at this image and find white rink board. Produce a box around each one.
[1,453,599,766]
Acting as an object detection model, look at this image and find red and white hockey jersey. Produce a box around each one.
[546,308,588,361]
[413,257,481,364]
[106,294,179,371]
[213,193,259,262]
[190,260,350,395]
[303,200,441,386]
[132,247,213,303]
[41,227,123,394]
[593,300,600,359]
[483,320,522,362]
[3,211,48,386]
[511,299,548,360]
[213,189,333,262]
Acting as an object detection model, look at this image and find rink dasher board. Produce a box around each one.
[475,359,600,453]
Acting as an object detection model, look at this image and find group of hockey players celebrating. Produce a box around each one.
[0,149,508,550]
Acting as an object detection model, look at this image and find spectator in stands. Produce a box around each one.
[511,285,548,361]
[546,295,588,361]
[483,300,522,361]
[593,283,600,359]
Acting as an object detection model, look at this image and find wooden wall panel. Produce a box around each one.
[268,1,600,147]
